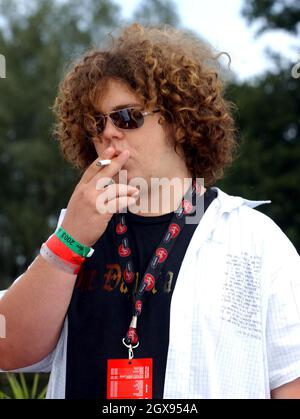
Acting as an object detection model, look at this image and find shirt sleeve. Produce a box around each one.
[265,222,300,390]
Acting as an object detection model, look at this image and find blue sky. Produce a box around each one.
[115,0,299,81]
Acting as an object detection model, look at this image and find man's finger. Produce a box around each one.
[96,194,138,215]
[96,183,139,198]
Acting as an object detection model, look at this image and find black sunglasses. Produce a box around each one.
[95,107,160,134]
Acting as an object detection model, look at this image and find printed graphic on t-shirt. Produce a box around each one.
[75,264,174,296]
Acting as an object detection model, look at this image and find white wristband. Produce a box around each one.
[40,243,81,275]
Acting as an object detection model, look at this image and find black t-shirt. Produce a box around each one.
[65,187,217,399]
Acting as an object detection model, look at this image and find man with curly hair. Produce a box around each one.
[1,23,300,399]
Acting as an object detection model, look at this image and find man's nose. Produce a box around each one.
[102,116,121,136]
[98,116,124,147]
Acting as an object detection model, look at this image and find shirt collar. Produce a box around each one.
[185,187,271,254]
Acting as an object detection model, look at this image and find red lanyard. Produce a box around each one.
[115,179,201,358]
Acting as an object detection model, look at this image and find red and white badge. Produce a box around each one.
[107,358,153,399]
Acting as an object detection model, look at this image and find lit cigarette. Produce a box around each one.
[96,159,111,167]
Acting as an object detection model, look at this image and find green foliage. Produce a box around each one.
[242,0,300,35]
[0,373,47,399]
[219,0,300,251]
[219,66,300,250]
[133,0,180,26]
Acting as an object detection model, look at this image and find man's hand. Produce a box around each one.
[61,146,139,247]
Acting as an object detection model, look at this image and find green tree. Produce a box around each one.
[220,68,300,248]
[218,0,300,250]
[242,0,300,34]
[133,0,180,26]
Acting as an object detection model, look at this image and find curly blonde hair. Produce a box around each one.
[52,23,238,186]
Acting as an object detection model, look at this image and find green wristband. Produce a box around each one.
[55,227,94,258]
